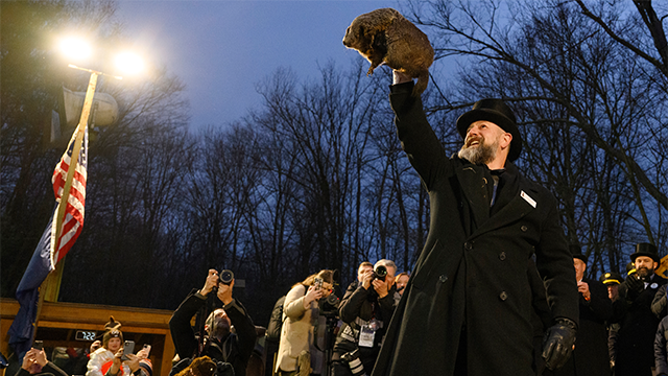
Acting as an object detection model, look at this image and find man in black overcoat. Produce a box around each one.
[615,243,667,376]
[554,247,612,376]
[371,71,579,376]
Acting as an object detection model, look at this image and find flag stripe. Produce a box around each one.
[50,125,88,267]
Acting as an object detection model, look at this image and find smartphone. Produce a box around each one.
[121,340,135,361]
[33,340,43,351]
[313,277,323,290]
[142,344,151,357]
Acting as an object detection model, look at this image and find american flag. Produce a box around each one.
[51,124,88,265]
[8,125,88,358]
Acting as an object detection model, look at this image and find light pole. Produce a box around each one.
[43,37,143,301]
[51,65,120,253]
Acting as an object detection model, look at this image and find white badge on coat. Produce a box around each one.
[521,190,537,208]
[358,325,376,347]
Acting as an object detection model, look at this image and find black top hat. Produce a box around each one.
[569,244,587,263]
[456,98,523,161]
[630,242,660,263]
[599,272,622,285]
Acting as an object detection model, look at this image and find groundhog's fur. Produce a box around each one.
[343,8,434,96]
[173,356,217,376]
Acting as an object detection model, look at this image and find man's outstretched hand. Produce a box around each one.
[393,70,412,85]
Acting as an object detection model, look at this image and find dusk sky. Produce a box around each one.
[115,1,403,129]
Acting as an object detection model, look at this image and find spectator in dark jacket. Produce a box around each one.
[331,260,397,376]
[169,269,256,376]
[654,298,668,376]
[599,271,623,372]
[554,247,612,376]
[615,243,668,376]
[16,348,68,376]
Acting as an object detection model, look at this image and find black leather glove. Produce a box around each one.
[625,273,644,298]
[542,317,577,370]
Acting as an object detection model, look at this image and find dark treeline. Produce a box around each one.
[2,0,667,324]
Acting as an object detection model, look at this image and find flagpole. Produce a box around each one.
[43,68,98,303]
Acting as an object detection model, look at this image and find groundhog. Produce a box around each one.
[343,8,434,96]
[173,356,217,376]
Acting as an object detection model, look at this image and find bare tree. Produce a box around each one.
[400,0,668,273]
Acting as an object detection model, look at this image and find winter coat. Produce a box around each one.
[615,273,668,376]
[275,284,325,374]
[554,278,612,376]
[654,315,668,376]
[371,82,579,376]
[332,281,396,374]
[169,290,257,376]
[16,361,68,376]
[86,348,130,376]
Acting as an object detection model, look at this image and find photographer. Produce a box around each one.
[275,270,335,376]
[331,260,397,376]
[169,269,256,376]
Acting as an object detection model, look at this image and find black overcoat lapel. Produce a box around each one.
[471,182,540,239]
[454,164,490,229]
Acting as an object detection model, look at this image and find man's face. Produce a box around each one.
[457,120,505,165]
[635,256,657,279]
[396,275,409,295]
[209,309,231,339]
[358,264,373,282]
[607,284,619,301]
[107,337,121,352]
[573,258,586,281]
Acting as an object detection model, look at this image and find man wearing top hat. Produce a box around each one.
[553,246,612,376]
[370,72,579,376]
[614,242,667,376]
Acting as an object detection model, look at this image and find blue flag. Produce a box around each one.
[7,212,55,358]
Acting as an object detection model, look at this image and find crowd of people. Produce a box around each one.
[12,247,668,376]
[12,70,668,376]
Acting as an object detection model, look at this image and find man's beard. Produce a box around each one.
[458,135,498,165]
[637,266,655,280]
[211,318,231,339]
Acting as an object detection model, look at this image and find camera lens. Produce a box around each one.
[219,270,234,285]
[374,265,388,281]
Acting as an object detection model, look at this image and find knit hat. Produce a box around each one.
[102,316,123,349]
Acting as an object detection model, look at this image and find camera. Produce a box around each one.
[372,265,388,281]
[219,269,234,285]
[320,293,340,317]
[33,340,43,351]
[340,349,365,376]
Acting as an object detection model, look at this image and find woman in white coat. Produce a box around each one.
[275,270,335,376]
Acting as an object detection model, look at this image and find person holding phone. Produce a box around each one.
[274,269,335,376]
[105,344,148,376]
[87,318,148,376]
[15,344,68,376]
